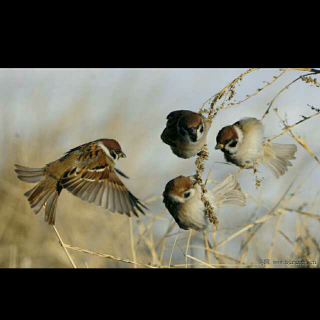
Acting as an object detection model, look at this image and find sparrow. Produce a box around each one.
[161,110,211,159]
[215,117,298,178]
[14,139,147,225]
[163,173,246,231]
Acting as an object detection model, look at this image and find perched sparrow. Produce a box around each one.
[215,117,298,178]
[163,173,246,231]
[161,110,211,159]
[14,139,147,225]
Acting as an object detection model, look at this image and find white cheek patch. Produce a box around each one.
[196,128,204,141]
[234,126,244,143]
[188,188,196,197]
[225,126,243,154]
[170,194,184,204]
[98,142,117,161]
[226,144,238,155]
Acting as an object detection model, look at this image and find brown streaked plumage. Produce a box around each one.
[14,138,147,225]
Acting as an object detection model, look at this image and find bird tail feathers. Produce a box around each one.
[261,143,297,178]
[14,164,44,183]
[15,164,60,225]
[211,173,246,207]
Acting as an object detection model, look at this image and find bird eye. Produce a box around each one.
[184,192,190,199]
[222,139,231,147]
[229,140,238,148]
[111,150,117,159]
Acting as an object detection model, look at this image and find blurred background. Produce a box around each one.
[1,68,319,268]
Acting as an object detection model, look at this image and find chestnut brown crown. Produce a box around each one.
[178,112,202,129]
[99,139,126,158]
[100,139,122,151]
[163,176,194,198]
[215,126,238,149]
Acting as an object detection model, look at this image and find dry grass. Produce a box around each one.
[1,68,320,268]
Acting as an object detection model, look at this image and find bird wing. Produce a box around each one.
[59,142,146,217]
[235,118,264,163]
[161,110,191,147]
[162,197,189,230]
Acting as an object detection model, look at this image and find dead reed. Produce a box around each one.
[1,68,320,268]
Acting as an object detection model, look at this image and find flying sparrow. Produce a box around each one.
[163,173,246,231]
[161,110,212,159]
[14,139,147,225]
[215,117,298,178]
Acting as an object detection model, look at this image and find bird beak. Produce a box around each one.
[119,152,126,159]
[215,144,224,150]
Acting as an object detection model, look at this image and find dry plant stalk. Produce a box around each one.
[50,68,320,268]
[7,68,320,269]
[64,243,159,268]
[195,68,262,227]
[273,108,320,165]
[193,67,320,231]
[52,226,77,268]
